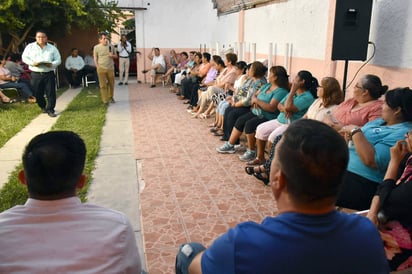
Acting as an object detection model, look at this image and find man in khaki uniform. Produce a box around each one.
[93,32,116,104]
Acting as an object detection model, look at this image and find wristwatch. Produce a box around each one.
[350,127,362,139]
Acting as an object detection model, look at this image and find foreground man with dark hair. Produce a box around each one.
[0,131,141,273]
[176,119,389,274]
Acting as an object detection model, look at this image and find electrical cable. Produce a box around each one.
[345,41,376,89]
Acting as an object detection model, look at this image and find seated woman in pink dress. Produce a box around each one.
[325,74,387,129]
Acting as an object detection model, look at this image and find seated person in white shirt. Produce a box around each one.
[65,47,85,88]
[0,131,142,274]
[142,47,166,88]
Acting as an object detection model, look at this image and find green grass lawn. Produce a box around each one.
[0,88,65,147]
[0,86,106,212]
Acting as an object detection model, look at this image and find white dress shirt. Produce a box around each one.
[117,41,132,58]
[0,197,142,274]
[21,42,61,72]
[65,55,85,71]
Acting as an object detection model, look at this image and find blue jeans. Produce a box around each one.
[175,242,206,274]
[0,81,32,99]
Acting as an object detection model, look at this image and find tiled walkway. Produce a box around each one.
[129,84,277,273]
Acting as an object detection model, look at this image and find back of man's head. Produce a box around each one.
[276,119,348,204]
[22,131,86,199]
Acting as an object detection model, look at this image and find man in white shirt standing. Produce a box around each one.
[0,131,142,274]
[117,34,132,86]
[142,47,166,88]
[22,29,61,117]
[65,47,85,88]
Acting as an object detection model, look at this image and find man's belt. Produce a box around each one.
[31,71,54,75]
[119,56,129,58]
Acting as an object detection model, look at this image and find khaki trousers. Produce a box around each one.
[97,67,115,103]
[119,57,130,83]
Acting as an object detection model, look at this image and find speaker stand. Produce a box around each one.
[342,60,349,97]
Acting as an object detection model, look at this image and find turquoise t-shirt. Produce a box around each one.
[255,84,289,120]
[348,118,412,183]
[277,91,314,124]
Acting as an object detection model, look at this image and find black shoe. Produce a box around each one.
[47,111,57,118]
[109,98,115,104]
[125,82,128,85]
[118,82,123,86]
[137,80,142,84]
[42,108,47,113]
[150,85,156,88]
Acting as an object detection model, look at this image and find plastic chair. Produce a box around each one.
[82,73,97,87]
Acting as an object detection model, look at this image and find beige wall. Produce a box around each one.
[53,27,98,86]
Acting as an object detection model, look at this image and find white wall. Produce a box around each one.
[243,0,330,60]
[135,0,221,49]
[118,0,412,87]
[369,0,412,68]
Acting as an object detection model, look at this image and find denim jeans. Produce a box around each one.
[175,242,206,274]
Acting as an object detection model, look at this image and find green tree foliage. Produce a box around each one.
[0,0,124,56]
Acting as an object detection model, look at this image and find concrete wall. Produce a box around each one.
[118,0,412,92]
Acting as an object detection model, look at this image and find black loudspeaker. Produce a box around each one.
[331,0,373,61]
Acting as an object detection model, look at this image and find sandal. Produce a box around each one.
[213,129,224,136]
[247,158,265,166]
[245,165,266,176]
[253,172,270,185]
[199,113,209,119]
[245,166,255,175]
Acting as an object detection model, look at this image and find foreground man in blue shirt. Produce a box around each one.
[176,119,389,274]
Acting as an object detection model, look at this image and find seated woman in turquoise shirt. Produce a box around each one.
[216,66,289,158]
[336,87,412,210]
[246,70,317,166]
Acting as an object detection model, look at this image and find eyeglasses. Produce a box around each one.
[406,130,412,137]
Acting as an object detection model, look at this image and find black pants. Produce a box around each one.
[181,77,194,99]
[65,69,83,86]
[223,106,250,141]
[189,82,200,106]
[336,171,379,210]
[234,112,268,134]
[31,71,56,112]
